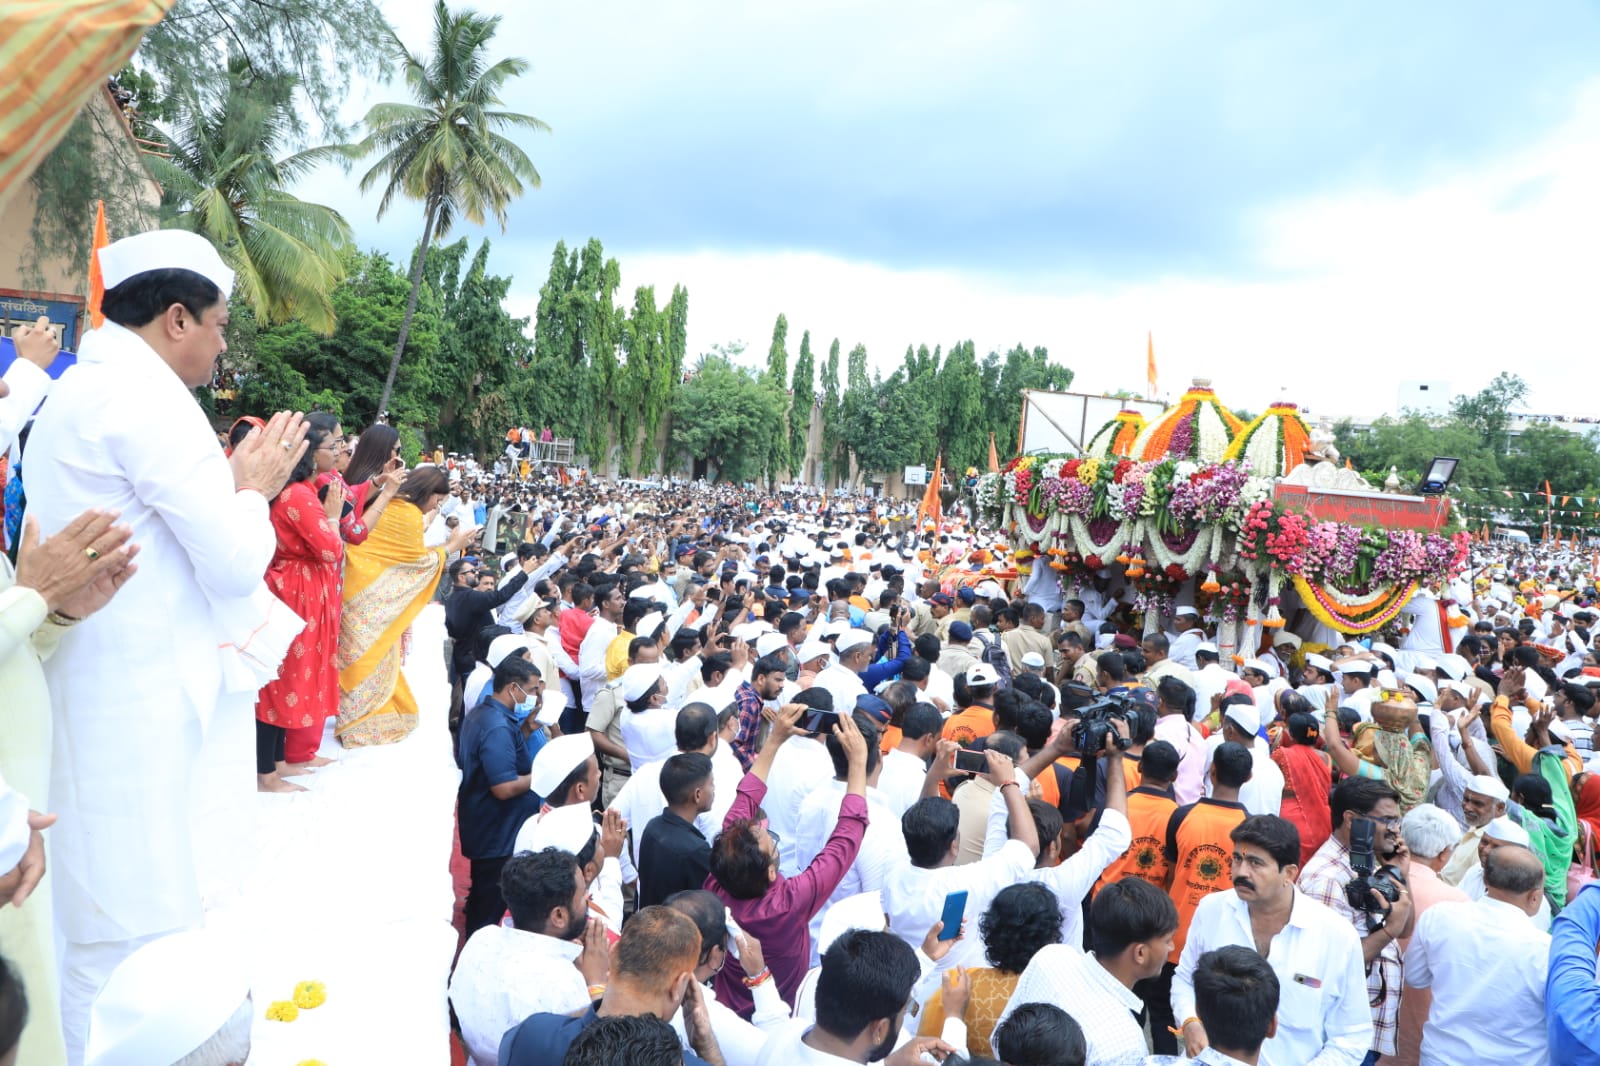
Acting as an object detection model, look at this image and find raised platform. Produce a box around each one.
[240,604,461,1065]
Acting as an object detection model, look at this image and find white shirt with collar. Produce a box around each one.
[994,944,1148,1064]
[1404,895,1550,1066]
[1168,627,1207,670]
[447,924,590,1066]
[1021,808,1132,949]
[1457,859,1552,931]
[1173,888,1372,1066]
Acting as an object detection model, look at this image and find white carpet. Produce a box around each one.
[239,603,460,1065]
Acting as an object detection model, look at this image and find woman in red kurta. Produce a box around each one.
[256,421,346,792]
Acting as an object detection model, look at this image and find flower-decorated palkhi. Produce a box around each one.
[1129,378,1244,463]
[1224,400,1314,478]
[1085,408,1147,459]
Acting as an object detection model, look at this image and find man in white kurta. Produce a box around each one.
[23,231,305,1063]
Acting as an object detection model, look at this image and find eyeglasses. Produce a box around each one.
[1360,814,1402,829]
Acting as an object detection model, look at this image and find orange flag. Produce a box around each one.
[987,432,1000,474]
[918,455,943,528]
[86,199,109,330]
[1146,332,1157,397]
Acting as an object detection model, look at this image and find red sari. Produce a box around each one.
[256,480,345,762]
[1273,741,1334,865]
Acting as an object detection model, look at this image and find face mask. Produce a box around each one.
[511,686,536,724]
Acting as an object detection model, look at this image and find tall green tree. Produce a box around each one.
[671,355,785,484]
[1450,372,1529,458]
[820,338,843,485]
[789,331,815,475]
[349,0,549,416]
[936,339,986,472]
[150,61,353,333]
[762,313,791,479]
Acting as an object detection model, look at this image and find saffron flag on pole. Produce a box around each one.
[87,199,109,329]
[917,455,942,529]
[1146,332,1157,397]
[988,432,1000,474]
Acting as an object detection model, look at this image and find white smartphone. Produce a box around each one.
[725,915,745,960]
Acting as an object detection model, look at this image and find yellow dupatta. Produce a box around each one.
[335,500,443,746]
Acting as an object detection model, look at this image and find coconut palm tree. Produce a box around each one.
[347,0,549,416]
[149,62,353,334]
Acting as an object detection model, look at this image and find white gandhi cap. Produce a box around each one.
[86,927,250,1066]
[97,229,235,296]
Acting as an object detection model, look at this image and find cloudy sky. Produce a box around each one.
[308,1,1600,421]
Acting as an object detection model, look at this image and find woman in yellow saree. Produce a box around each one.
[336,465,461,746]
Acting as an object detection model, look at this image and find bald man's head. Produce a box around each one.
[1483,844,1546,917]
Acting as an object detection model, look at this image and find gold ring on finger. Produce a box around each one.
[85,547,100,561]
[281,441,293,450]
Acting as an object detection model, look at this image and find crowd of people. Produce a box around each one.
[3,227,1600,1066]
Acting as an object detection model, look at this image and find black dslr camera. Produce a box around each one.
[1071,689,1136,755]
[1343,817,1405,927]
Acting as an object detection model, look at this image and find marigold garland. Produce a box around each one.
[1294,575,1419,634]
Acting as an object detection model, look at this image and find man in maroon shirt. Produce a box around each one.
[706,703,870,1017]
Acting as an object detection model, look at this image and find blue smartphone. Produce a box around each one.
[936,890,968,941]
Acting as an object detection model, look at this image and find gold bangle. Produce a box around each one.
[587,983,606,999]
[46,610,82,627]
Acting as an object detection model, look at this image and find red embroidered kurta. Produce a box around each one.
[256,481,345,756]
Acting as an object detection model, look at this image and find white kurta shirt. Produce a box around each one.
[1404,896,1550,1066]
[764,737,837,876]
[794,780,909,961]
[448,924,589,1066]
[24,323,277,943]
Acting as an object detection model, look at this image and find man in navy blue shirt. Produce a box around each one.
[499,905,723,1066]
[458,655,545,935]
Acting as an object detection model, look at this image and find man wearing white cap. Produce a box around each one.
[1456,816,1553,931]
[813,629,872,712]
[1188,644,1232,723]
[1167,606,1207,670]
[1440,774,1509,886]
[1204,699,1283,817]
[516,734,627,934]
[24,229,309,1061]
[1334,658,1379,720]
[618,662,678,772]
[1296,653,1338,709]
[84,927,251,1066]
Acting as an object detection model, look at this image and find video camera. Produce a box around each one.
[1070,689,1137,756]
[1342,817,1405,927]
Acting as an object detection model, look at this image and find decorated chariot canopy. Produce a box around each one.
[1084,409,1146,459]
[973,378,1471,644]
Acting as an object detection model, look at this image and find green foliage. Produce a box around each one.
[820,338,844,485]
[346,0,550,415]
[150,61,353,334]
[763,313,791,479]
[1450,372,1530,455]
[789,331,815,469]
[131,0,389,140]
[671,356,786,484]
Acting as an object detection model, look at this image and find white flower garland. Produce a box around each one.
[1144,525,1215,573]
[1196,404,1232,464]
[1067,515,1132,561]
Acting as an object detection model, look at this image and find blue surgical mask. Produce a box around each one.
[510,685,536,724]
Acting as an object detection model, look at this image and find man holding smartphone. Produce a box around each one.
[882,745,1041,971]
